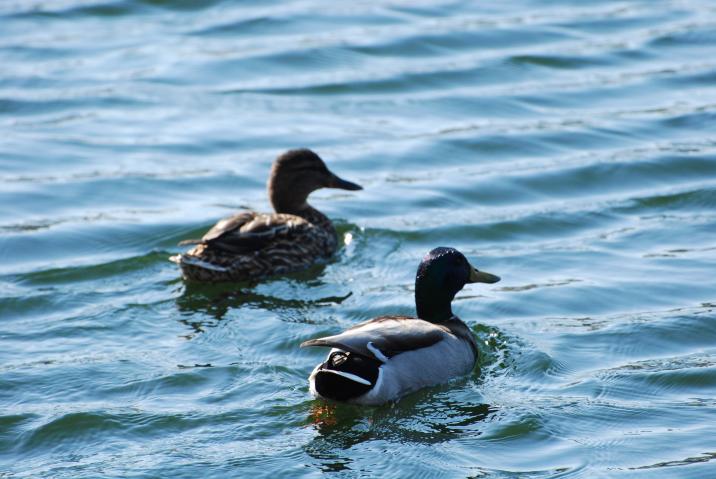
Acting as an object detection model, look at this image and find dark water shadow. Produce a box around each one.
[303,403,369,472]
[302,392,495,473]
[173,263,352,335]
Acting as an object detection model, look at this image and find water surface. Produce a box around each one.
[2,0,716,477]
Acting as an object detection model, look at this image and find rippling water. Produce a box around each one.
[2,0,716,477]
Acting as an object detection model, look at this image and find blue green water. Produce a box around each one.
[2,0,716,477]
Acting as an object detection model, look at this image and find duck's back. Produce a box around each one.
[173,209,336,282]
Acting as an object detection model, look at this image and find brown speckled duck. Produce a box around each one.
[171,149,362,282]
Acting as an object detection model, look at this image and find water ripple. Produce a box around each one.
[3,0,716,477]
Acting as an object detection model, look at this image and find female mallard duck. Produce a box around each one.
[301,247,500,405]
[171,149,362,282]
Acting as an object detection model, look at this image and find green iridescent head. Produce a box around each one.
[414,247,500,323]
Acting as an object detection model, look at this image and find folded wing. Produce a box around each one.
[181,212,312,254]
[301,316,448,361]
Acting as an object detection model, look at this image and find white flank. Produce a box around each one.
[320,369,372,386]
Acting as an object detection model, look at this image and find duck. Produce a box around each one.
[171,149,362,282]
[301,247,500,405]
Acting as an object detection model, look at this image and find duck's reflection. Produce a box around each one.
[172,272,352,337]
[304,402,368,472]
[303,390,495,473]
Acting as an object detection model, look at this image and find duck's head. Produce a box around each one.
[268,149,362,214]
[414,247,500,323]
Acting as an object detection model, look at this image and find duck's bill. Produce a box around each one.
[468,267,500,284]
[329,173,363,191]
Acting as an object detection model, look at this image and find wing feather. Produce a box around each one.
[301,316,448,361]
[189,212,311,254]
[201,211,257,242]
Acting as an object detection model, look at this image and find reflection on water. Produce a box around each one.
[305,394,494,470]
[175,268,351,321]
[305,402,369,472]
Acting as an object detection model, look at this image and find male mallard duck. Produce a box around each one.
[301,247,500,405]
[171,149,362,282]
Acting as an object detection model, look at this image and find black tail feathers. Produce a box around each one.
[314,351,381,401]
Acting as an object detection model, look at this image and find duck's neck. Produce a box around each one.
[415,284,455,323]
[269,187,304,215]
[295,204,332,230]
[415,301,454,323]
[271,192,332,229]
